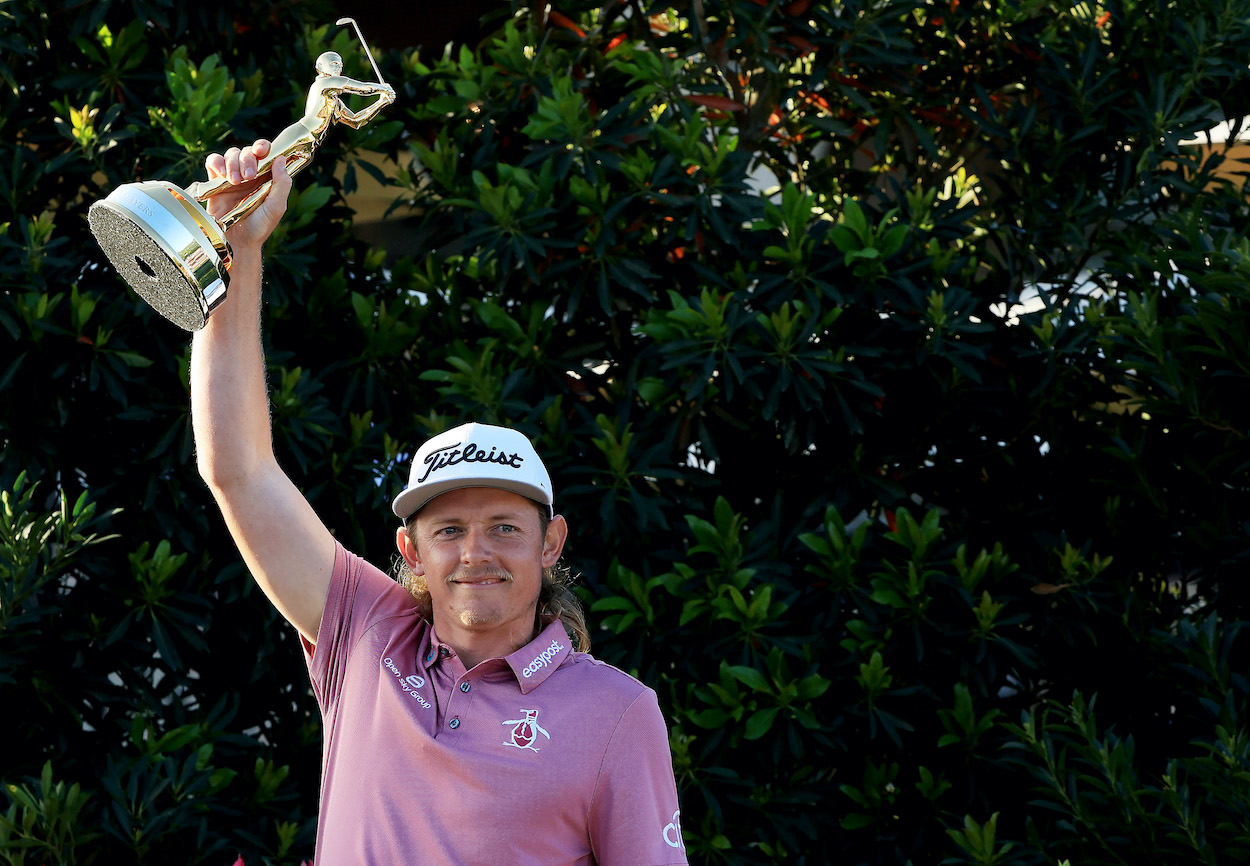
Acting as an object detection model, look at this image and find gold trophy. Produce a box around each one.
[88,19,394,331]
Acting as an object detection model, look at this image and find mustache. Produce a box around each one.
[447,566,514,584]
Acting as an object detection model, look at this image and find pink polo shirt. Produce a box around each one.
[301,542,688,865]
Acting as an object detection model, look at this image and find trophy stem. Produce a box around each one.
[214,180,274,232]
[183,175,274,232]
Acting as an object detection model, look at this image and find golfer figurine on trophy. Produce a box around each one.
[88,19,394,331]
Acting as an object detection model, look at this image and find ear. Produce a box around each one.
[396,526,424,576]
[541,514,569,569]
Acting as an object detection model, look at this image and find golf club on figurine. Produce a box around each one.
[88,20,394,330]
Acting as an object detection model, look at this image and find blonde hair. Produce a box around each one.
[394,503,590,653]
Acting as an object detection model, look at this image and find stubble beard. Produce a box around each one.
[447,566,519,628]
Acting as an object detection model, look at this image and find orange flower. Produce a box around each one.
[548,10,585,37]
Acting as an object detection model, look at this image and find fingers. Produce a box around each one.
[269,152,292,200]
[205,150,227,181]
[225,147,245,182]
[247,155,291,234]
[239,139,272,182]
[204,139,273,184]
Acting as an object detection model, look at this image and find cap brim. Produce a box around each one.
[392,479,553,521]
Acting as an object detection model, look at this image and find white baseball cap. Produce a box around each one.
[391,422,554,521]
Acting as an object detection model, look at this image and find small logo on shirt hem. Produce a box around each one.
[664,810,684,849]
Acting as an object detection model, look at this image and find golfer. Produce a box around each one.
[190,141,687,864]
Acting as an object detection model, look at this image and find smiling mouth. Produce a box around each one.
[449,568,513,587]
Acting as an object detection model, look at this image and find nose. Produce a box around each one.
[460,526,493,565]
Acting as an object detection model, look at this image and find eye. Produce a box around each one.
[497,524,518,533]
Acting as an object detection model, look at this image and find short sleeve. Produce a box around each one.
[301,540,416,711]
[588,688,688,865]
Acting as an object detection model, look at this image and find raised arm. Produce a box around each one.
[191,141,336,643]
[332,80,395,129]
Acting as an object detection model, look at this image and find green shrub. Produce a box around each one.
[2,0,1249,863]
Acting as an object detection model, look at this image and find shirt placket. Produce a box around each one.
[442,667,478,735]
[423,644,461,730]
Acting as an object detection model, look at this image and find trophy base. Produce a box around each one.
[88,181,231,331]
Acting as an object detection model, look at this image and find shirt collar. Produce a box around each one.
[506,620,572,694]
[422,627,456,666]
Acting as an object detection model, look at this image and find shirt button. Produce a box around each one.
[449,717,461,729]
[460,682,471,693]
[439,647,450,658]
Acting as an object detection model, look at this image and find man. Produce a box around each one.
[191,141,687,864]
